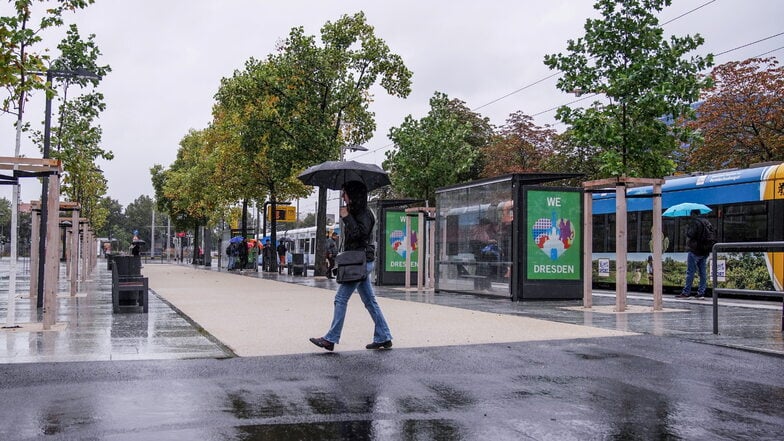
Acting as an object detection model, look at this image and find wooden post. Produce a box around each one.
[42,176,60,329]
[82,226,90,282]
[29,209,40,298]
[583,191,593,308]
[404,214,412,289]
[652,183,663,310]
[428,213,436,289]
[70,210,79,296]
[615,183,627,312]
[417,212,425,290]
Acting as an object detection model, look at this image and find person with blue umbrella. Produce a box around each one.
[676,207,715,299]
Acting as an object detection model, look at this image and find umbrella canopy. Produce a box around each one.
[229,236,244,243]
[132,238,146,244]
[297,160,391,191]
[663,202,712,217]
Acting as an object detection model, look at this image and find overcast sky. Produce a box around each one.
[2,0,783,219]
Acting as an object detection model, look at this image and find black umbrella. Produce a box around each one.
[297,160,391,191]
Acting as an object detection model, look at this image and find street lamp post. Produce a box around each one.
[36,67,101,307]
[340,143,368,161]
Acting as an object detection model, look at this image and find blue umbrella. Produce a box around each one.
[663,202,712,217]
[229,236,244,243]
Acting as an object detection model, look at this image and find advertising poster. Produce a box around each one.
[385,211,418,272]
[527,190,581,280]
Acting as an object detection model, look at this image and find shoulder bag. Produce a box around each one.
[335,250,367,283]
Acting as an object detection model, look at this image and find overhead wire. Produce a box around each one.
[304,1,783,211]
[350,0,726,162]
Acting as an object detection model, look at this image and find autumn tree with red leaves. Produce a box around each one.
[480,111,556,177]
[686,57,784,170]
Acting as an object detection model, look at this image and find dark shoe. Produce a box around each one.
[676,294,689,299]
[366,340,393,350]
[309,337,334,351]
[696,295,705,299]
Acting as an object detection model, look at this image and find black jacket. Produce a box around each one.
[341,207,375,261]
[686,217,707,256]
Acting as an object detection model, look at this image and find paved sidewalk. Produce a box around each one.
[143,264,633,356]
[1,258,782,363]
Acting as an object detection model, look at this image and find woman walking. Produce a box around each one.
[309,180,393,351]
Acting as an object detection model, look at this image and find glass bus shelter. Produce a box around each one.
[435,173,583,300]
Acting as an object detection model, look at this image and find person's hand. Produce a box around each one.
[339,206,348,218]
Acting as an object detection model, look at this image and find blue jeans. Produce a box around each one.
[324,261,392,344]
[682,252,707,296]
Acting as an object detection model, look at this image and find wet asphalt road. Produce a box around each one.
[1,335,782,440]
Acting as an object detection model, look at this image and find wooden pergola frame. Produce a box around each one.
[404,207,436,291]
[583,177,665,312]
[1,157,62,329]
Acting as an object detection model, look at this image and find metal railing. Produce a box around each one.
[710,241,784,334]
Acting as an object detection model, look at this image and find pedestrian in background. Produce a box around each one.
[238,238,248,272]
[678,209,713,299]
[310,180,393,352]
[277,241,287,274]
[325,231,338,279]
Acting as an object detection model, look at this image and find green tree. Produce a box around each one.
[0,0,94,264]
[95,196,128,248]
[260,12,412,275]
[540,130,606,185]
[151,131,216,231]
[0,197,10,250]
[543,0,712,178]
[212,60,309,242]
[384,92,479,204]
[125,195,154,247]
[48,24,112,229]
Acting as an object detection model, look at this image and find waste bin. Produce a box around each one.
[292,253,305,276]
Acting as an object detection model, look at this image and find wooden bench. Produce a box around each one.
[111,256,148,313]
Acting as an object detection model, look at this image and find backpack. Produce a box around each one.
[697,218,717,254]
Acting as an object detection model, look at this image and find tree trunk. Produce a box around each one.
[314,187,328,277]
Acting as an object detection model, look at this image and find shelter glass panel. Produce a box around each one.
[436,179,513,297]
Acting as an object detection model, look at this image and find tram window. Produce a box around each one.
[607,214,616,251]
[723,202,767,242]
[592,214,607,252]
[663,220,676,252]
[627,212,640,252]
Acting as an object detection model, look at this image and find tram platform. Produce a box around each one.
[0,258,782,363]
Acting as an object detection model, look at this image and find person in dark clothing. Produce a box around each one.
[310,180,393,352]
[238,238,248,272]
[276,242,287,274]
[263,240,274,272]
[325,232,338,279]
[677,209,710,299]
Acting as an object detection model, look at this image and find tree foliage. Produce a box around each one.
[685,57,784,170]
[481,111,556,177]
[124,195,154,244]
[26,24,112,229]
[384,92,481,204]
[543,0,713,178]
[0,0,94,115]
[212,59,310,210]
[260,12,412,275]
[151,130,217,232]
